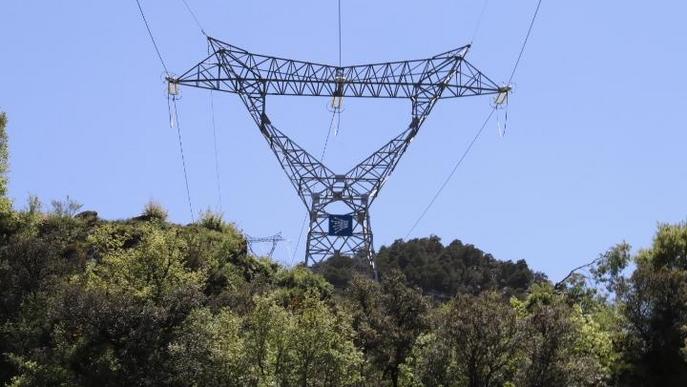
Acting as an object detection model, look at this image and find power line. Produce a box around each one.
[291,108,338,262]
[209,91,223,212]
[333,0,344,136]
[135,0,196,221]
[508,0,543,84]
[405,108,496,238]
[134,0,169,74]
[291,216,308,263]
[291,0,344,262]
[470,0,490,44]
[405,0,544,238]
[180,0,207,36]
[174,1,218,213]
[169,96,195,221]
[320,110,338,161]
[338,0,343,67]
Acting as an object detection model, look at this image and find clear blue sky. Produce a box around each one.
[1,1,686,281]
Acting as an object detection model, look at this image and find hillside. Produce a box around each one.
[2,114,687,386]
[314,236,540,299]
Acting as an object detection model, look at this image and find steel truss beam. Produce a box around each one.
[171,37,507,274]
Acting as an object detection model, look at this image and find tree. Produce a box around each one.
[167,307,246,386]
[0,112,16,244]
[241,295,291,386]
[84,222,205,301]
[376,237,536,299]
[0,207,95,382]
[0,112,10,214]
[272,265,334,306]
[615,222,687,385]
[279,291,363,386]
[403,291,526,387]
[240,292,363,387]
[512,284,616,386]
[312,253,374,289]
[347,270,430,386]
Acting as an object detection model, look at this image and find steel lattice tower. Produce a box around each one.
[246,232,285,259]
[170,37,507,276]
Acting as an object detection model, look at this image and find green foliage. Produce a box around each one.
[1,149,686,387]
[403,286,617,386]
[376,236,536,299]
[312,253,374,289]
[197,209,228,232]
[5,353,71,387]
[241,295,291,385]
[168,307,245,385]
[277,291,363,386]
[646,221,687,269]
[85,222,204,300]
[0,112,14,238]
[403,291,526,387]
[168,293,364,386]
[0,208,90,319]
[273,265,334,304]
[0,197,367,385]
[591,242,632,294]
[347,270,430,386]
[512,284,616,386]
[0,112,10,214]
[615,222,687,385]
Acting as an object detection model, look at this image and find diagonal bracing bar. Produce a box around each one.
[171,37,508,275]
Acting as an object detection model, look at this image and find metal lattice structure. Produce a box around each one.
[247,232,285,259]
[170,36,508,276]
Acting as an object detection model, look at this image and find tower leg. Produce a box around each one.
[305,204,377,279]
[233,94,442,279]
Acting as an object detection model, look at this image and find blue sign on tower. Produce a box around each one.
[328,215,353,236]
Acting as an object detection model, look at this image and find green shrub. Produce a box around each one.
[198,209,226,232]
[141,200,168,222]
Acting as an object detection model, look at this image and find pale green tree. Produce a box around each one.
[84,222,205,300]
[242,295,291,386]
[167,307,246,386]
[278,291,363,386]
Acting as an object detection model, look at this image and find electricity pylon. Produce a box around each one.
[246,232,285,259]
[169,37,508,277]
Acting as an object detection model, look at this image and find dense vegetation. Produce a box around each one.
[1,113,687,386]
[314,237,539,299]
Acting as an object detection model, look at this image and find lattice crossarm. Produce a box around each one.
[171,50,228,92]
[173,38,506,99]
[441,59,504,98]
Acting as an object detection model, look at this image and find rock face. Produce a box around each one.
[75,210,98,222]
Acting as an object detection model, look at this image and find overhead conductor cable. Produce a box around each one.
[405,0,544,238]
[135,0,195,221]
